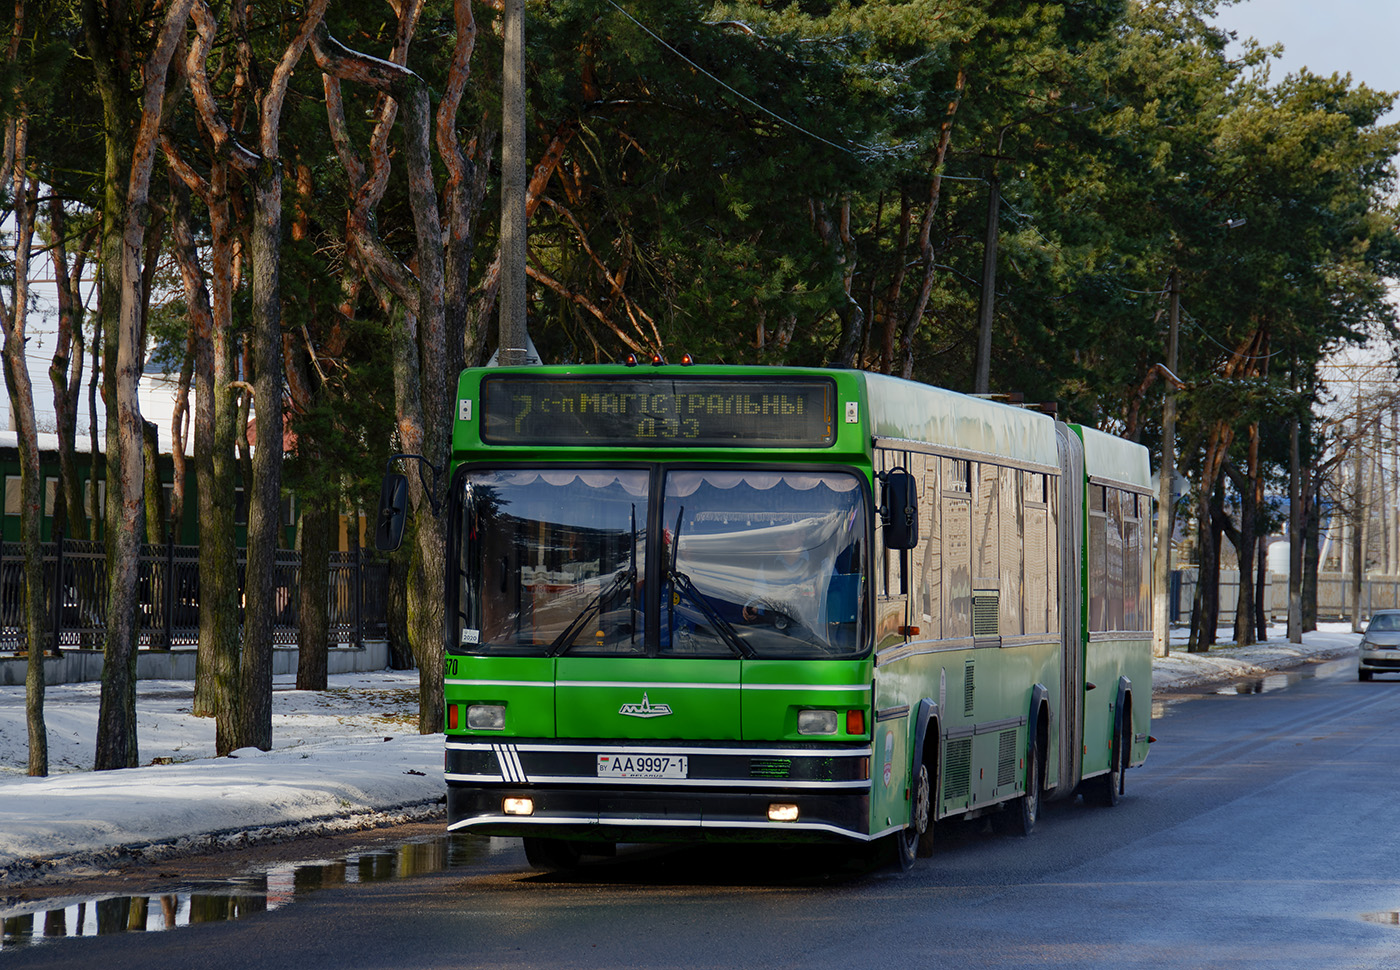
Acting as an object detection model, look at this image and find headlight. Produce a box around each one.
[798,709,838,735]
[467,704,506,730]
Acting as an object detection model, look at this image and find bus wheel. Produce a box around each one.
[994,738,1040,836]
[523,837,583,871]
[897,761,932,870]
[1088,721,1125,808]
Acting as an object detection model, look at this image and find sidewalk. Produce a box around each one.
[0,625,1362,887]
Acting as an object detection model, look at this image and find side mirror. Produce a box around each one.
[881,469,919,550]
[375,473,409,551]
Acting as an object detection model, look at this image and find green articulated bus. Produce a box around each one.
[378,364,1153,870]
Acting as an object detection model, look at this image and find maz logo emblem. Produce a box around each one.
[619,692,673,718]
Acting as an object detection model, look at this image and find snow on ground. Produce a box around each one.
[0,624,1364,886]
[1153,621,1360,690]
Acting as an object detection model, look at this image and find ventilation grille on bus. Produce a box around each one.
[750,758,792,779]
[964,661,975,715]
[997,730,1017,787]
[945,738,972,801]
[973,590,999,638]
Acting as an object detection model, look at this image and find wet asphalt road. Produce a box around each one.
[5,655,1400,969]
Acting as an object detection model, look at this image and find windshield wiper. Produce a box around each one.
[548,567,636,656]
[668,567,755,659]
[666,508,754,659]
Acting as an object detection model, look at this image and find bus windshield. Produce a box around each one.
[455,467,867,659]
[661,470,865,659]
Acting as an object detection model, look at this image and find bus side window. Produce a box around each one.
[913,452,940,639]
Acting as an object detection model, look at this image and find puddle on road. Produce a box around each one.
[1215,671,1305,695]
[1362,910,1400,927]
[0,835,483,949]
[1153,657,1357,720]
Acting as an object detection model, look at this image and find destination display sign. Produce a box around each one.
[480,376,836,447]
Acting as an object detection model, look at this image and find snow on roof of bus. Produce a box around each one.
[860,372,1060,469]
[1076,424,1151,490]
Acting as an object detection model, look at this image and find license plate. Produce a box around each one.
[596,753,689,779]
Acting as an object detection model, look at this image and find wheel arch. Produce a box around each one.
[1028,683,1050,790]
[911,697,940,792]
[1114,675,1133,769]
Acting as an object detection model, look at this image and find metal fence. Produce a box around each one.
[1171,568,1400,625]
[0,535,389,653]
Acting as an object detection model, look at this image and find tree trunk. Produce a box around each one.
[164,158,242,748]
[46,196,95,542]
[236,0,329,752]
[387,547,414,669]
[310,13,464,733]
[1188,450,1230,653]
[237,158,284,753]
[87,0,195,771]
[1255,537,1268,642]
[0,112,49,776]
[296,492,333,690]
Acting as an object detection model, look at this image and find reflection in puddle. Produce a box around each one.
[0,835,483,949]
[1216,671,1303,695]
[1362,911,1400,926]
[1152,657,1355,720]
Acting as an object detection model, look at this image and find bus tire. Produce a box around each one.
[523,837,583,871]
[896,761,932,870]
[1088,718,1126,808]
[994,736,1040,836]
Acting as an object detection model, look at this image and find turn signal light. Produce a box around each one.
[846,709,866,735]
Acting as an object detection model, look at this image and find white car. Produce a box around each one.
[1358,610,1400,681]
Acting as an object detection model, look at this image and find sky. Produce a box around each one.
[1211,0,1400,124]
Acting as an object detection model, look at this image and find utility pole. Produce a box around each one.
[1351,384,1365,631]
[1152,270,1179,658]
[498,0,528,366]
[974,175,999,395]
[1287,409,1303,643]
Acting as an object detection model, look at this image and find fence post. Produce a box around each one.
[163,529,176,650]
[352,535,364,650]
[50,529,64,657]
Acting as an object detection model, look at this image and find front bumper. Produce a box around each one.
[1359,649,1400,672]
[444,739,873,843]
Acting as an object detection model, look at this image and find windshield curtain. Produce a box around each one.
[453,466,868,660]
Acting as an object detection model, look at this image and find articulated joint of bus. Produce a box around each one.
[443,739,875,844]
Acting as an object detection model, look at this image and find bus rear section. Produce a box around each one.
[441,459,879,856]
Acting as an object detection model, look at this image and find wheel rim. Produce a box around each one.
[912,764,931,835]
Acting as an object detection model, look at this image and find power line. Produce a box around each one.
[601,0,892,161]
